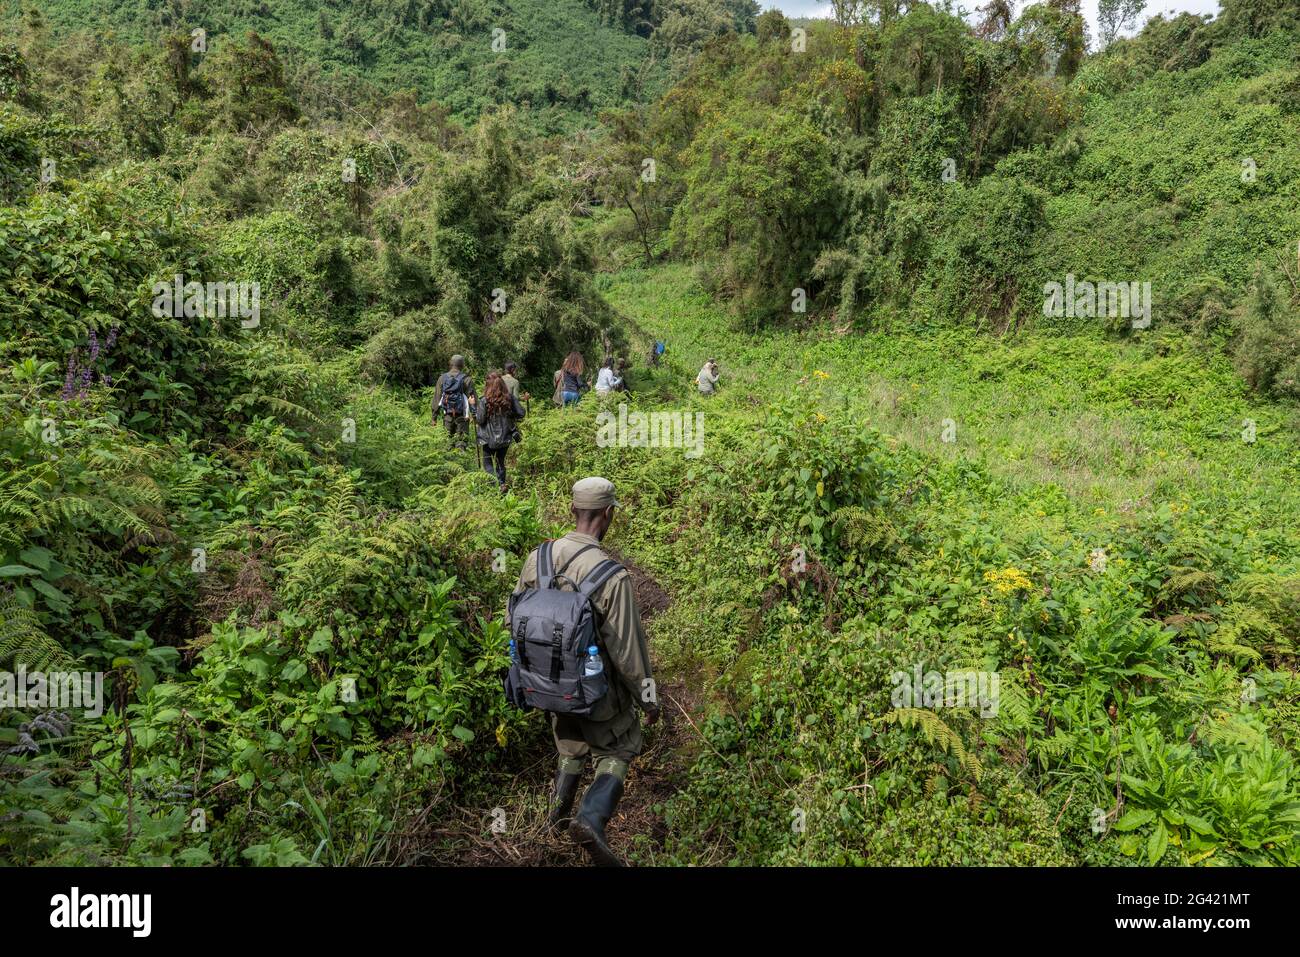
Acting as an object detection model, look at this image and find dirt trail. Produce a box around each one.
[421,555,699,866]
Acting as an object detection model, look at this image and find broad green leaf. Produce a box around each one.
[1113,808,1156,832]
[1147,823,1168,863]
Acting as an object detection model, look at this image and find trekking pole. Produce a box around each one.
[469,407,481,469]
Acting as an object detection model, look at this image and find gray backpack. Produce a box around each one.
[504,541,623,715]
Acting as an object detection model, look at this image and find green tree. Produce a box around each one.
[1098,0,1146,47]
[755,10,792,44]
[671,107,835,320]
[975,0,1015,40]
[1234,268,1300,400]
[1009,2,1087,78]
[1215,0,1300,41]
[0,42,33,105]
[596,108,672,264]
[201,32,299,133]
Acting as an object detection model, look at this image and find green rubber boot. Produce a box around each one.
[568,773,625,867]
[546,768,582,834]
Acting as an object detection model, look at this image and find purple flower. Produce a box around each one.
[61,352,78,401]
[60,327,121,402]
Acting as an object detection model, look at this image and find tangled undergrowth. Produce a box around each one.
[4,3,1300,868]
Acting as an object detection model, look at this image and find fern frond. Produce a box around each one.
[881,707,983,781]
[0,595,76,671]
[832,505,898,552]
[1160,567,1219,600]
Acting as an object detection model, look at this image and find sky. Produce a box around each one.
[768,0,1223,40]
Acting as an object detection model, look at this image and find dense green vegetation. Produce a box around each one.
[593,265,1300,863]
[3,0,664,133]
[3,0,1300,867]
[2,0,776,133]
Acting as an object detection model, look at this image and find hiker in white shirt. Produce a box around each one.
[595,361,623,396]
[696,359,719,395]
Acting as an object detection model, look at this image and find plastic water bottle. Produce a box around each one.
[584,646,603,677]
[509,639,519,664]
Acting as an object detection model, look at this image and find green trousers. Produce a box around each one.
[443,413,469,446]
[553,708,643,780]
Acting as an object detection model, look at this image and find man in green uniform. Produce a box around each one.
[432,355,476,450]
[506,477,659,866]
[501,361,524,402]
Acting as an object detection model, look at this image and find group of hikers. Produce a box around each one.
[553,350,633,406]
[432,342,725,865]
[432,345,722,491]
[432,355,528,489]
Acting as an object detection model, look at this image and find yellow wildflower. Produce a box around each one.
[984,566,1033,595]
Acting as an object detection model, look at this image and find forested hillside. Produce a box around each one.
[3,0,1300,868]
[2,0,763,132]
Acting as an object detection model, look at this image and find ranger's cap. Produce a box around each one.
[450,354,464,365]
[572,477,619,510]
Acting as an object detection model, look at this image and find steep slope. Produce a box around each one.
[1025,29,1300,326]
[12,0,664,131]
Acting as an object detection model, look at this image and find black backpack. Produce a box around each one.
[440,371,467,416]
[477,404,516,450]
[504,541,623,715]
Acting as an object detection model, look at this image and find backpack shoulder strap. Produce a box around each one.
[552,543,599,589]
[578,559,624,600]
[536,540,556,590]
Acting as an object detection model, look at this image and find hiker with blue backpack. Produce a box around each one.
[432,354,477,450]
[503,477,659,866]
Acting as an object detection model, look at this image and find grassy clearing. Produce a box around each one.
[602,263,1300,526]
[525,262,1300,865]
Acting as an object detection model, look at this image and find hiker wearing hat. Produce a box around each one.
[504,477,659,865]
[433,355,477,450]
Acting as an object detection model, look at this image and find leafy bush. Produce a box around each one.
[1233,267,1300,400]
[671,107,835,323]
[360,310,448,389]
[930,175,1048,329]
